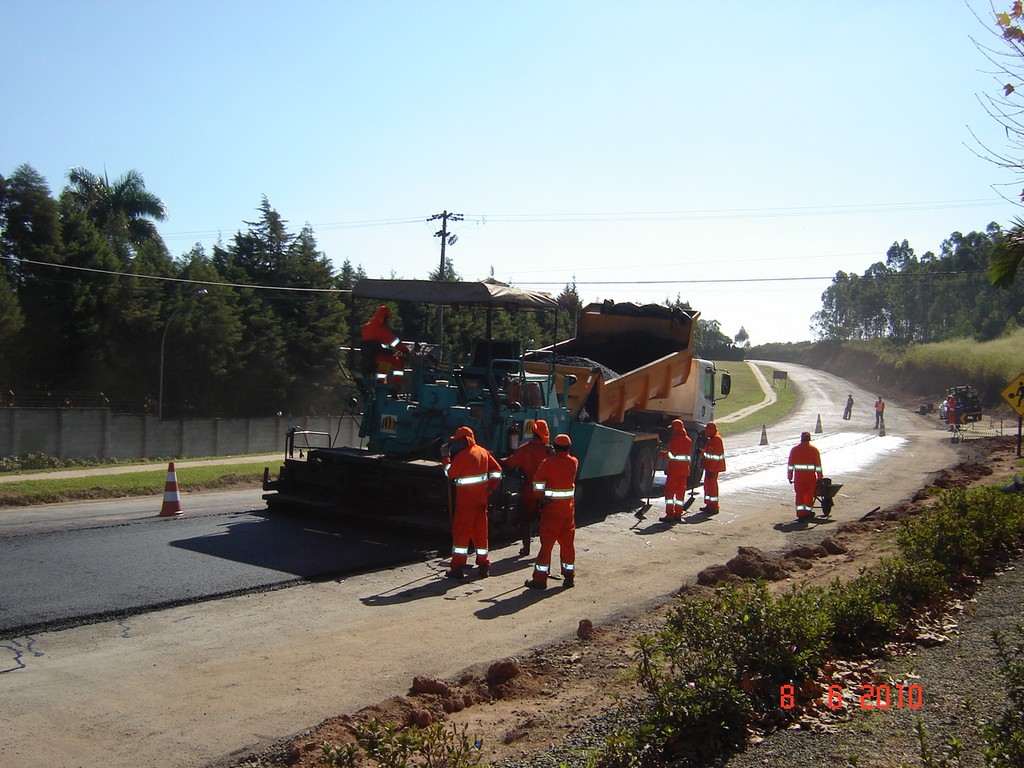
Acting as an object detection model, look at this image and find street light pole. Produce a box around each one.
[158,289,207,419]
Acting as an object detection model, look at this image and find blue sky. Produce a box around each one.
[4,1,1021,343]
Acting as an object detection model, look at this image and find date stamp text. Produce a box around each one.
[780,682,924,710]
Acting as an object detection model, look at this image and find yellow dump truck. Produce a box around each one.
[524,300,730,500]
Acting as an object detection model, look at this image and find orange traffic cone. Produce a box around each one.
[759,425,768,445]
[159,461,183,517]
[814,414,823,434]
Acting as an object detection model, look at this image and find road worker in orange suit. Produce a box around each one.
[787,431,823,520]
[503,419,553,557]
[525,433,579,590]
[660,419,692,523]
[443,426,502,580]
[360,305,408,388]
[700,422,725,515]
[946,394,958,431]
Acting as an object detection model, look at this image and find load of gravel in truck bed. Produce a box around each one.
[524,352,620,381]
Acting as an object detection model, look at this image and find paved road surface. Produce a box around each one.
[0,363,960,768]
[0,505,437,634]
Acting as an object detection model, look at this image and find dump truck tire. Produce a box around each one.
[630,446,656,499]
[606,453,633,502]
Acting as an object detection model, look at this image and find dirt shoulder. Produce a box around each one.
[228,436,1024,768]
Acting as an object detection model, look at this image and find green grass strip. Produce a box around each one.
[713,361,799,437]
[0,462,269,508]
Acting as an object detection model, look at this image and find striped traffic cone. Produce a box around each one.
[759,425,768,445]
[814,414,823,434]
[159,462,183,517]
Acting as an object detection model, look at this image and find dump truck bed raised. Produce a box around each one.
[524,302,705,428]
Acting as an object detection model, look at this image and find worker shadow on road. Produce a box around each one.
[489,553,539,576]
[628,505,721,535]
[772,516,837,533]
[678,509,720,525]
[630,517,677,535]
[360,556,535,607]
[474,580,564,619]
[359,570,477,606]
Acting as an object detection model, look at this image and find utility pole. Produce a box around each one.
[428,210,462,344]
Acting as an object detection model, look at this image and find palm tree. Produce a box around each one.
[64,167,168,257]
[989,218,1024,288]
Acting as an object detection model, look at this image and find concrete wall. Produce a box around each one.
[0,409,362,460]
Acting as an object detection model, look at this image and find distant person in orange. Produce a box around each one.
[946,394,958,431]
[660,419,692,523]
[443,426,502,580]
[874,396,885,429]
[525,433,579,590]
[787,431,823,521]
[503,419,553,557]
[700,422,725,515]
[360,305,408,387]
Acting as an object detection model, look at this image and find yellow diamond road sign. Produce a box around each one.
[1002,373,1024,417]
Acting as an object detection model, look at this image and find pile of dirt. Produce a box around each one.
[695,539,848,586]
[281,661,543,768]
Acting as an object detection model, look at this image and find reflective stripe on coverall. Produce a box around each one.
[787,441,823,519]
[662,426,692,520]
[528,450,579,585]
[445,427,501,569]
[701,422,726,510]
[361,305,405,385]
[504,433,551,523]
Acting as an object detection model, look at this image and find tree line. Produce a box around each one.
[0,164,745,417]
[812,224,1024,343]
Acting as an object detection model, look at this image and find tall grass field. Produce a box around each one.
[902,327,1024,384]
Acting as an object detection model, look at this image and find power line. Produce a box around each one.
[2,256,349,294]
[159,198,1012,242]
[2,255,987,295]
[511,270,990,287]
[463,199,1006,224]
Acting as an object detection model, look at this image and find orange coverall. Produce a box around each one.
[445,426,502,571]
[361,305,406,386]
[661,420,692,521]
[787,439,823,519]
[701,422,726,513]
[527,448,579,587]
[503,420,552,553]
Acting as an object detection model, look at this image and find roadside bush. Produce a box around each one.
[863,554,950,618]
[600,582,832,766]
[898,487,1024,581]
[823,576,898,654]
[321,719,482,768]
[0,452,69,471]
[958,487,1024,563]
[596,483,1024,767]
[614,634,750,767]
[980,626,1024,768]
[0,452,109,472]
[661,582,831,688]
